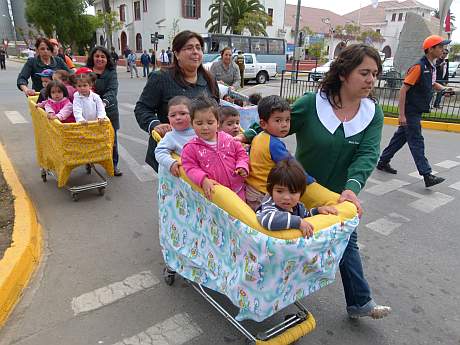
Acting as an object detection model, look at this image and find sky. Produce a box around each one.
[286,0,460,43]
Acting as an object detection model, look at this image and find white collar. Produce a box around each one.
[315,91,375,138]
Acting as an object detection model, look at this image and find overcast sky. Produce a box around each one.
[286,0,459,42]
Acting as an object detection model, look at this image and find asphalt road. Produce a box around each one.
[0,60,460,345]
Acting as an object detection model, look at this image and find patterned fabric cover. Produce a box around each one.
[28,97,114,187]
[158,166,358,322]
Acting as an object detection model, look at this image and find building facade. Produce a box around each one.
[93,0,286,55]
[0,0,14,42]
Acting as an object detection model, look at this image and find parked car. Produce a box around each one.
[309,60,333,81]
[448,61,460,78]
[203,53,277,84]
[382,57,394,75]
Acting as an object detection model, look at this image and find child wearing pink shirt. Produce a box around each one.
[181,96,249,200]
[36,80,75,123]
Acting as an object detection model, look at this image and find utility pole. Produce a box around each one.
[291,0,302,80]
[219,0,224,34]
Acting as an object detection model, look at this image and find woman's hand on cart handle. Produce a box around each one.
[300,219,314,238]
[202,178,219,200]
[338,189,362,218]
[170,161,181,177]
[317,205,338,215]
[21,86,36,97]
[153,123,172,137]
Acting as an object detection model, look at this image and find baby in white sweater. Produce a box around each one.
[72,72,107,123]
[154,96,195,177]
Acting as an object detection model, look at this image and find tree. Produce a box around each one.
[168,19,180,46]
[334,23,361,44]
[358,29,383,45]
[206,0,270,36]
[95,11,122,48]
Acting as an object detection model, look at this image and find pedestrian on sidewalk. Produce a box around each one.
[140,50,151,77]
[235,51,245,89]
[159,49,169,66]
[432,48,449,108]
[110,47,119,66]
[150,50,157,70]
[0,47,6,70]
[127,51,139,78]
[377,35,452,188]
[123,46,131,72]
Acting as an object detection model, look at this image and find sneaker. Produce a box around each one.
[424,174,445,187]
[114,167,123,177]
[347,300,392,319]
[376,162,397,174]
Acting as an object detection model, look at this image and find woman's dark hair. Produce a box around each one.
[319,44,382,109]
[45,80,69,99]
[86,46,115,70]
[257,95,291,122]
[220,47,232,57]
[168,96,191,113]
[35,37,53,52]
[267,159,307,197]
[218,106,239,124]
[170,30,218,99]
[190,95,219,121]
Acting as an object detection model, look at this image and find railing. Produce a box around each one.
[279,70,460,123]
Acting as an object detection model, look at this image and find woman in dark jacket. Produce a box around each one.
[86,46,122,176]
[17,37,69,96]
[134,30,219,171]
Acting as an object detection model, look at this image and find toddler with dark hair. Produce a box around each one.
[218,106,241,137]
[36,80,75,123]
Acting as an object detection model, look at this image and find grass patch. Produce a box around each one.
[381,105,460,123]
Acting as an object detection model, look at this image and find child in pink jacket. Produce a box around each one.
[36,80,75,123]
[181,96,249,201]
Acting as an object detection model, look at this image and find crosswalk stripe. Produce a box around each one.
[111,313,202,345]
[118,144,156,182]
[71,271,160,315]
[366,217,402,236]
[434,160,460,169]
[449,181,460,191]
[364,178,410,196]
[408,170,439,179]
[408,191,454,213]
[4,110,28,124]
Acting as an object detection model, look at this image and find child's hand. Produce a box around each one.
[98,117,107,124]
[47,112,56,119]
[235,167,248,178]
[79,120,88,125]
[202,178,219,200]
[317,205,338,215]
[170,161,181,177]
[300,219,314,238]
[234,133,247,144]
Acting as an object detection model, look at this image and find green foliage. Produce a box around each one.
[358,29,383,44]
[308,43,323,59]
[334,23,361,43]
[206,0,269,36]
[450,43,460,57]
[95,11,122,46]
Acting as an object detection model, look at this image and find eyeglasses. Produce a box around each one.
[181,44,202,52]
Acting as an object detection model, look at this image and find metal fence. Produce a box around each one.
[279,70,460,123]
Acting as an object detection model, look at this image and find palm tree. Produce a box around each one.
[206,0,270,36]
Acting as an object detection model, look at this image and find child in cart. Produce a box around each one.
[181,96,249,201]
[218,106,241,137]
[72,72,107,124]
[36,80,75,123]
[257,159,337,238]
[154,96,195,177]
[53,69,76,102]
[36,69,54,103]
[246,95,315,211]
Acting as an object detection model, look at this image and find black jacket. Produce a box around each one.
[94,68,120,130]
[17,56,69,91]
[134,68,218,170]
[435,58,449,83]
[406,56,434,114]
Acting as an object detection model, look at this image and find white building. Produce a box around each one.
[93,0,286,55]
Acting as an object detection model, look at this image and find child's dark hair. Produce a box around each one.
[45,80,69,99]
[53,69,72,85]
[233,98,244,107]
[168,96,191,113]
[218,106,239,124]
[248,93,262,105]
[72,72,97,86]
[267,159,307,197]
[258,95,291,121]
[190,95,219,121]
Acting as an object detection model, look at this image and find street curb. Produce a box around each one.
[384,116,460,133]
[0,143,42,327]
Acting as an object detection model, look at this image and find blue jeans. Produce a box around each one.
[379,113,431,176]
[143,65,150,77]
[113,128,119,169]
[340,229,372,307]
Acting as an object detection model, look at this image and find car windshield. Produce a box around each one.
[450,62,459,69]
[203,55,220,63]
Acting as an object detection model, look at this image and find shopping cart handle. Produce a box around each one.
[255,313,316,345]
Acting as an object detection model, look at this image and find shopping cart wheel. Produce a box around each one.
[71,192,79,202]
[85,164,92,175]
[98,187,105,196]
[41,169,47,182]
[163,267,176,286]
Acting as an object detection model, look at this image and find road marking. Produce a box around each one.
[364,179,410,196]
[4,110,28,124]
[118,144,157,182]
[71,271,159,315]
[118,132,148,145]
[119,103,135,111]
[408,170,439,179]
[434,160,460,169]
[388,212,411,222]
[366,177,382,184]
[408,191,454,213]
[366,217,403,236]
[449,181,460,191]
[398,188,425,199]
[111,313,202,345]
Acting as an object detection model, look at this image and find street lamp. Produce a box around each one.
[322,17,334,61]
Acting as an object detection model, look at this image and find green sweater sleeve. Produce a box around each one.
[243,122,262,143]
[344,105,384,194]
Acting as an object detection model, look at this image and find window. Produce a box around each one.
[134,1,141,20]
[97,9,102,15]
[391,13,396,21]
[136,33,142,52]
[267,8,273,26]
[244,55,253,64]
[210,35,230,53]
[268,39,284,55]
[376,29,380,33]
[232,36,250,53]
[250,38,268,54]
[143,0,148,12]
[119,5,126,22]
[182,0,201,19]
[398,13,403,21]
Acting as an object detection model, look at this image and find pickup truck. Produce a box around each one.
[203,53,277,84]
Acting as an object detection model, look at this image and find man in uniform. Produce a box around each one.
[236,51,245,89]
